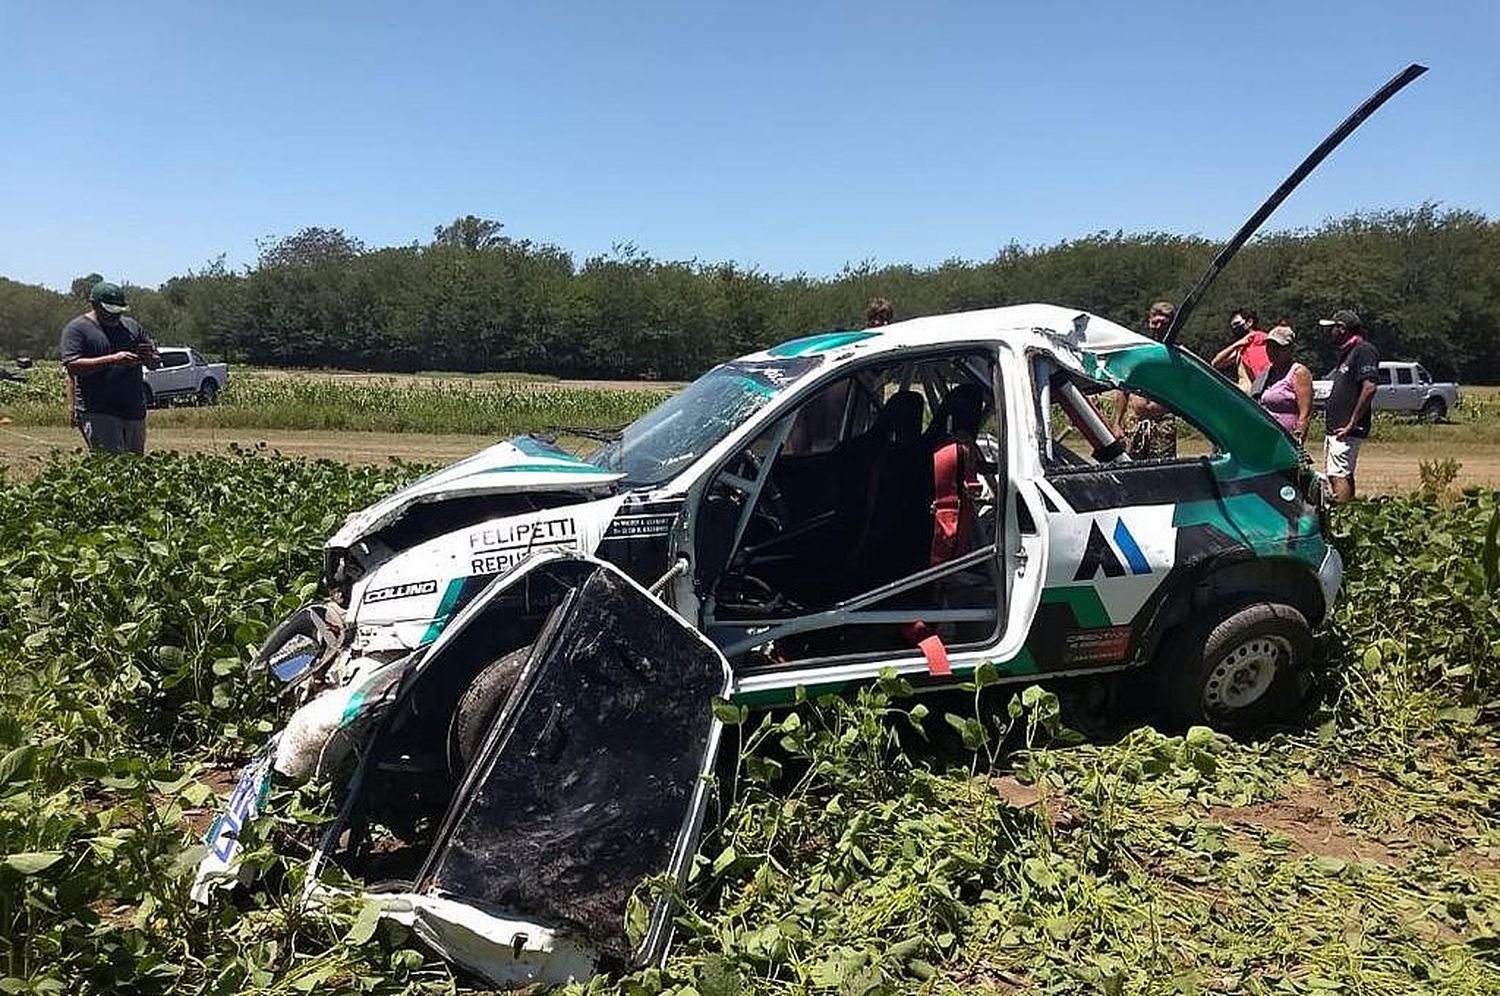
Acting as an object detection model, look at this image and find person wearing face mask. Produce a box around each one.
[59,280,161,454]
[1318,308,1378,503]
[1211,308,1270,393]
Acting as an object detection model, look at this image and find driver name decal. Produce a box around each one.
[604,513,677,539]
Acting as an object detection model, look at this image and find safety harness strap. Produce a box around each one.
[901,621,951,677]
[930,440,975,566]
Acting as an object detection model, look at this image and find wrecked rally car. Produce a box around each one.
[195,303,1341,983]
[195,59,1435,984]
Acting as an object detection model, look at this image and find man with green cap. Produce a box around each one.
[59,280,161,454]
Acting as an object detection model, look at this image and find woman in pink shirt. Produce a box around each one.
[1211,308,1271,393]
[1252,325,1313,445]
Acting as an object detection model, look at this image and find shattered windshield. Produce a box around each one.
[591,356,821,487]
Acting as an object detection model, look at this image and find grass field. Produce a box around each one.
[0,364,672,436]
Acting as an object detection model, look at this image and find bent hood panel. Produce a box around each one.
[329,436,623,548]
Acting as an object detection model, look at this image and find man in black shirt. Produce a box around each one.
[59,281,161,454]
[1318,308,1379,503]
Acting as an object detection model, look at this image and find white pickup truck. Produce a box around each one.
[1313,360,1460,421]
[142,347,229,407]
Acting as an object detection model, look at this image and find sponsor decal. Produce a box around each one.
[472,549,551,575]
[466,516,581,574]
[1062,625,1133,664]
[364,578,439,604]
[204,751,274,863]
[1072,518,1152,581]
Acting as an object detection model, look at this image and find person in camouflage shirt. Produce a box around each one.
[1112,300,1177,460]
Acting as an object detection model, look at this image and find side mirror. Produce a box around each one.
[253,603,346,686]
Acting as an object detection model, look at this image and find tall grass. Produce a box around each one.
[0,365,670,435]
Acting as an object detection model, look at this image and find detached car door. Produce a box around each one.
[323,553,731,987]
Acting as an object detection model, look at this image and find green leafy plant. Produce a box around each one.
[3,453,1499,994]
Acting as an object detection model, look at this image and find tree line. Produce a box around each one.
[2,205,1496,381]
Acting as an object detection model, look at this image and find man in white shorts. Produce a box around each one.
[1318,309,1378,503]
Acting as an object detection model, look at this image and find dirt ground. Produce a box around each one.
[3,423,1499,494]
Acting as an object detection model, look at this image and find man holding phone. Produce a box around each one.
[59,280,161,454]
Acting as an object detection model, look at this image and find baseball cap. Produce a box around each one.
[1317,308,1360,329]
[89,281,130,315]
[1266,325,1295,346]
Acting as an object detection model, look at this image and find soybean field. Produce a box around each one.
[0,451,1496,994]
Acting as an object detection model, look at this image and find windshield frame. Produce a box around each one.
[589,355,823,489]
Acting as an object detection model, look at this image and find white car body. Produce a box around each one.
[198,303,1340,987]
[143,347,229,404]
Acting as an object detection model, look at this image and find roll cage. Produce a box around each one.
[690,343,1010,668]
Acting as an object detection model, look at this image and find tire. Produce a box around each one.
[1420,397,1447,423]
[1158,601,1312,731]
[446,645,530,775]
[197,379,220,406]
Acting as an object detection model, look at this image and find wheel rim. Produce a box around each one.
[1202,634,1290,712]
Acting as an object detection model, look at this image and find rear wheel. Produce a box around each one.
[1159,601,1311,730]
[1420,397,1447,422]
[198,379,220,405]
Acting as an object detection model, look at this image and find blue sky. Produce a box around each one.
[1,1,1495,291]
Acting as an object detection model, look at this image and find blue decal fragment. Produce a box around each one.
[1113,519,1151,575]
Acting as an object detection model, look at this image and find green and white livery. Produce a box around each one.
[196,303,1341,986]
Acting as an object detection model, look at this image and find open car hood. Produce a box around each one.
[328,437,624,548]
[322,553,730,986]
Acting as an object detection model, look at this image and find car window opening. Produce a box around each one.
[1033,358,1221,471]
[697,350,1006,668]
